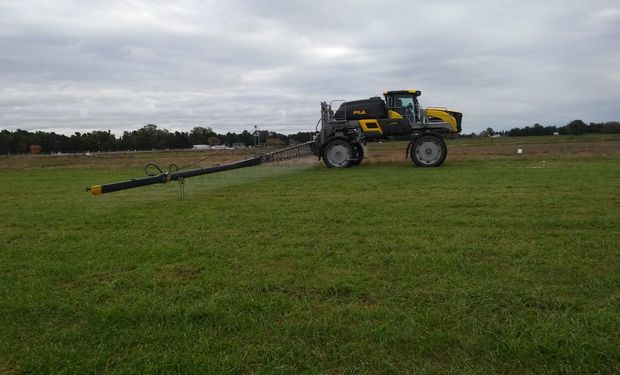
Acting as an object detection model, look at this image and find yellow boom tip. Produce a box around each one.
[90,185,102,195]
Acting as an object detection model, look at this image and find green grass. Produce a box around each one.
[1,158,619,373]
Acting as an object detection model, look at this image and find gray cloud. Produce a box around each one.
[1,0,619,135]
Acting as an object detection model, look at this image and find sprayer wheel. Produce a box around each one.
[323,139,354,168]
[411,134,447,167]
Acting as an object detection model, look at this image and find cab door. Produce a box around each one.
[385,94,417,124]
[382,94,415,135]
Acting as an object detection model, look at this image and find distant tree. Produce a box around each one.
[266,137,285,147]
[543,125,558,135]
[134,124,159,149]
[566,119,588,135]
[170,131,191,149]
[289,131,315,143]
[11,129,32,153]
[0,130,11,154]
[240,130,254,146]
[86,130,116,151]
[531,123,544,136]
[508,127,523,137]
[508,123,557,137]
[588,122,603,133]
[601,121,620,134]
[119,131,136,150]
[190,126,216,145]
[207,136,221,145]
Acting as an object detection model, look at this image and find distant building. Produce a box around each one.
[193,144,210,150]
[29,145,42,154]
[231,142,246,149]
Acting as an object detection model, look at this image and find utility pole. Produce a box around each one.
[253,125,260,147]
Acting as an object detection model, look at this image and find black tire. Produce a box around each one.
[322,139,354,168]
[351,142,364,166]
[410,134,447,167]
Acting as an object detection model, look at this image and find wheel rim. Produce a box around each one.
[325,141,351,167]
[415,138,443,165]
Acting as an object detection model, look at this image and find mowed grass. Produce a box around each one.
[1,156,619,373]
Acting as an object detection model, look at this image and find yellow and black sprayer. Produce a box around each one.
[87,89,462,195]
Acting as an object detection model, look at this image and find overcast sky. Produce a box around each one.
[1,0,619,135]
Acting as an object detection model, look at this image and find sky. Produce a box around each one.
[1,0,619,135]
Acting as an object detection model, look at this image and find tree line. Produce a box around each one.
[477,120,620,138]
[0,124,315,154]
[2,119,619,154]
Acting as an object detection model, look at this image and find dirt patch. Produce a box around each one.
[0,357,21,375]
[159,264,204,281]
[365,140,620,164]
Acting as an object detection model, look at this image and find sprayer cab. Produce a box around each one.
[384,90,422,124]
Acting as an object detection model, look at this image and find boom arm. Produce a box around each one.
[87,157,261,195]
[86,141,316,195]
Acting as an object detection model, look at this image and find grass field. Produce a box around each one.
[1,137,619,373]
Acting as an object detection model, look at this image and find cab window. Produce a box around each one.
[394,96,414,108]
